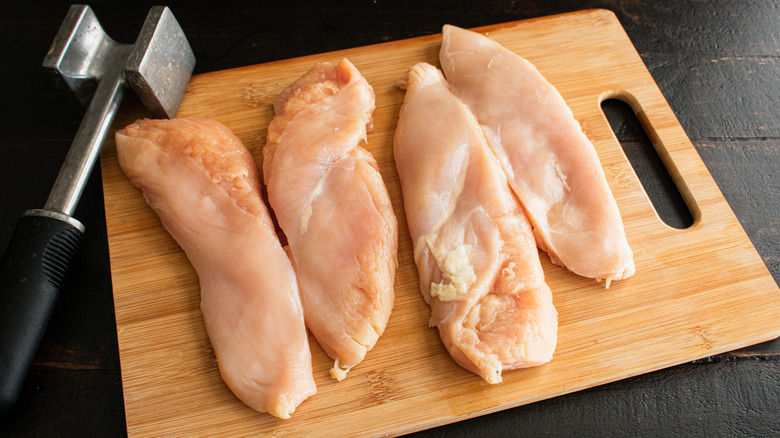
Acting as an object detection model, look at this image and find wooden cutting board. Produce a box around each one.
[100,9,780,437]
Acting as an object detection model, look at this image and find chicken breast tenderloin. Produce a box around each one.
[264,59,398,381]
[394,63,557,384]
[440,25,635,286]
[116,118,315,419]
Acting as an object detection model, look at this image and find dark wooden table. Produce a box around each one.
[1,1,778,436]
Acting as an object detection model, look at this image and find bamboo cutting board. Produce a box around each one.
[100,9,780,437]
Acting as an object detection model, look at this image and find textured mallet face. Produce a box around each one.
[124,7,196,119]
[42,5,120,110]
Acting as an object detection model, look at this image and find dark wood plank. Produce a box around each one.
[0,369,126,437]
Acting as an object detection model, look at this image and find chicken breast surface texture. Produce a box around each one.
[116,118,315,419]
[264,59,398,381]
[440,25,635,286]
[394,63,557,384]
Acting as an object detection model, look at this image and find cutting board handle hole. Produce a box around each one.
[601,98,694,229]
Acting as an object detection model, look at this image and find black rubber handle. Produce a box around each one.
[0,211,83,415]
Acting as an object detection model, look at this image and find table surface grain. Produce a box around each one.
[0,1,778,436]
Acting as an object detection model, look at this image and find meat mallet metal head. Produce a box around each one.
[42,4,195,216]
[0,4,194,415]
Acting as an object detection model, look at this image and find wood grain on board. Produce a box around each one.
[99,9,780,437]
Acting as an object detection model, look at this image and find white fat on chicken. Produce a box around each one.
[429,243,476,302]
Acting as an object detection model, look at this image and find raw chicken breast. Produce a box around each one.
[116,118,315,419]
[440,25,635,285]
[394,63,557,383]
[264,59,397,380]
